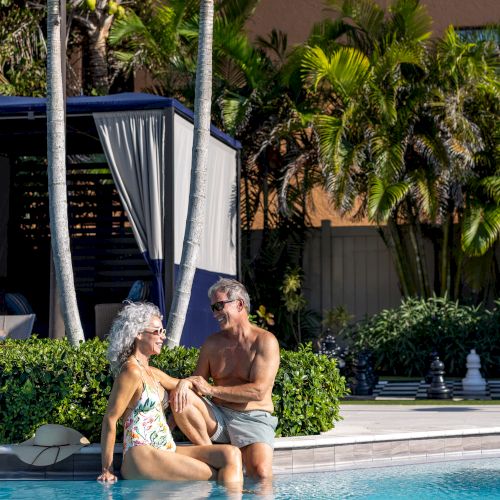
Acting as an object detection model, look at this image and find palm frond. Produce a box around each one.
[461,203,500,256]
[219,92,254,134]
[301,46,369,100]
[388,0,432,43]
[371,133,406,179]
[479,176,500,203]
[368,176,410,222]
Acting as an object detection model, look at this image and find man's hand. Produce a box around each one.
[187,375,213,397]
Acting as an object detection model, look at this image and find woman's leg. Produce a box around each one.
[121,445,216,481]
[177,444,243,485]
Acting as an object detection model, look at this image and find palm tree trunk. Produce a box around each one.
[414,217,431,297]
[166,0,214,348]
[243,163,252,261]
[440,214,452,297]
[88,23,112,94]
[47,0,84,346]
[453,249,464,300]
[383,218,412,297]
[406,201,429,298]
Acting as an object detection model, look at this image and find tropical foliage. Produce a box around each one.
[0,4,47,96]
[344,296,500,377]
[301,0,500,302]
[5,0,499,342]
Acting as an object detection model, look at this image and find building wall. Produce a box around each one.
[246,0,500,45]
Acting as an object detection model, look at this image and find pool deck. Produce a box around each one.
[1,403,500,478]
[273,403,500,473]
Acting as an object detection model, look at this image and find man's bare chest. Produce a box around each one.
[210,344,256,381]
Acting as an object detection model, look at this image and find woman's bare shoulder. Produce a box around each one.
[117,360,142,382]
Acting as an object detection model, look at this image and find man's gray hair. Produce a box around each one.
[208,278,251,312]
[106,301,161,377]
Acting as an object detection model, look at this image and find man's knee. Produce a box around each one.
[220,445,242,468]
[246,461,273,480]
[243,444,273,479]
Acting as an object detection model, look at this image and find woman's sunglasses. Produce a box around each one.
[210,299,237,312]
[143,327,166,337]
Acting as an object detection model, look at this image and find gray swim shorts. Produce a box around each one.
[202,398,278,449]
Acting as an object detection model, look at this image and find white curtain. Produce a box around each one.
[93,110,166,318]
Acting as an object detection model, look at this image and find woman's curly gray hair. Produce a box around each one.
[107,301,162,377]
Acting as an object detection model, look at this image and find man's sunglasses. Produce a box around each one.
[210,299,237,312]
[143,327,166,337]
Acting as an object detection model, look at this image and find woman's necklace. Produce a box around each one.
[133,355,162,401]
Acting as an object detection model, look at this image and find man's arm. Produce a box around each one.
[193,341,211,379]
[189,332,280,403]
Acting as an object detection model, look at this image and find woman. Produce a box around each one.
[97,301,242,485]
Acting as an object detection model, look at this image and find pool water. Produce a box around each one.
[1,458,500,499]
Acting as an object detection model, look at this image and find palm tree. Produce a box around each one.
[67,0,126,94]
[165,0,214,348]
[301,0,500,301]
[47,0,85,346]
[108,0,260,101]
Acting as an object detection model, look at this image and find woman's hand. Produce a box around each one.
[172,379,191,413]
[97,468,117,483]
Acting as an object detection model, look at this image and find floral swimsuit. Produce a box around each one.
[123,369,176,455]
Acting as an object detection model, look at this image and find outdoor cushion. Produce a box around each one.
[5,293,34,315]
[126,280,149,301]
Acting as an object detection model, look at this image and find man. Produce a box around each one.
[171,278,280,479]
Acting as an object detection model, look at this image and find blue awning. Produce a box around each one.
[0,92,241,150]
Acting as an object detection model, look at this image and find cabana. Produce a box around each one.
[0,93,241,347]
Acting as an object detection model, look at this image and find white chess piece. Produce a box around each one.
[462,349,487,395]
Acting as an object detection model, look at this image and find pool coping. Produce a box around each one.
[1,427,500,478]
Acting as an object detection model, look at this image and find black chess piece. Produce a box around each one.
[427,356,452,399]
[321,332,337,355]
[364,350,378,390]
[354,352,373,396]
[425,350,439,384]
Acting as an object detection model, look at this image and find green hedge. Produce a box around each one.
[0,339,346,443]
[345,297,500,377]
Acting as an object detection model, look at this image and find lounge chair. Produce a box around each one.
[0,314,36,340]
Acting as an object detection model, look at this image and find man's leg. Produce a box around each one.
[171,390,218,445]
[240,443,274,480]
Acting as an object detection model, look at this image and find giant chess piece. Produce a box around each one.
[425,350,439,384]
[354,352,373,396]
[462,349,487,395]
[427,356,452,399]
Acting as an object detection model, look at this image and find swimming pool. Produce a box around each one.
[1,458,499,499]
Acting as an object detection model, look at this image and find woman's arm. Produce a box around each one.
[97,365,140,482]
[154,368,193,413]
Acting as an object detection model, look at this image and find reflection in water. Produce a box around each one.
[243,478,275,498]
[101,480,214,499]
[99,477,276,499]
[7,460,500,499]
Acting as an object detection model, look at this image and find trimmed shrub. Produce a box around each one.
[0,337,111,444]
[344,297,500,377]
[273,344,347,437]
[0,339,347,443]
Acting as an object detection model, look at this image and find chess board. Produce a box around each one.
[356,380,500,400]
